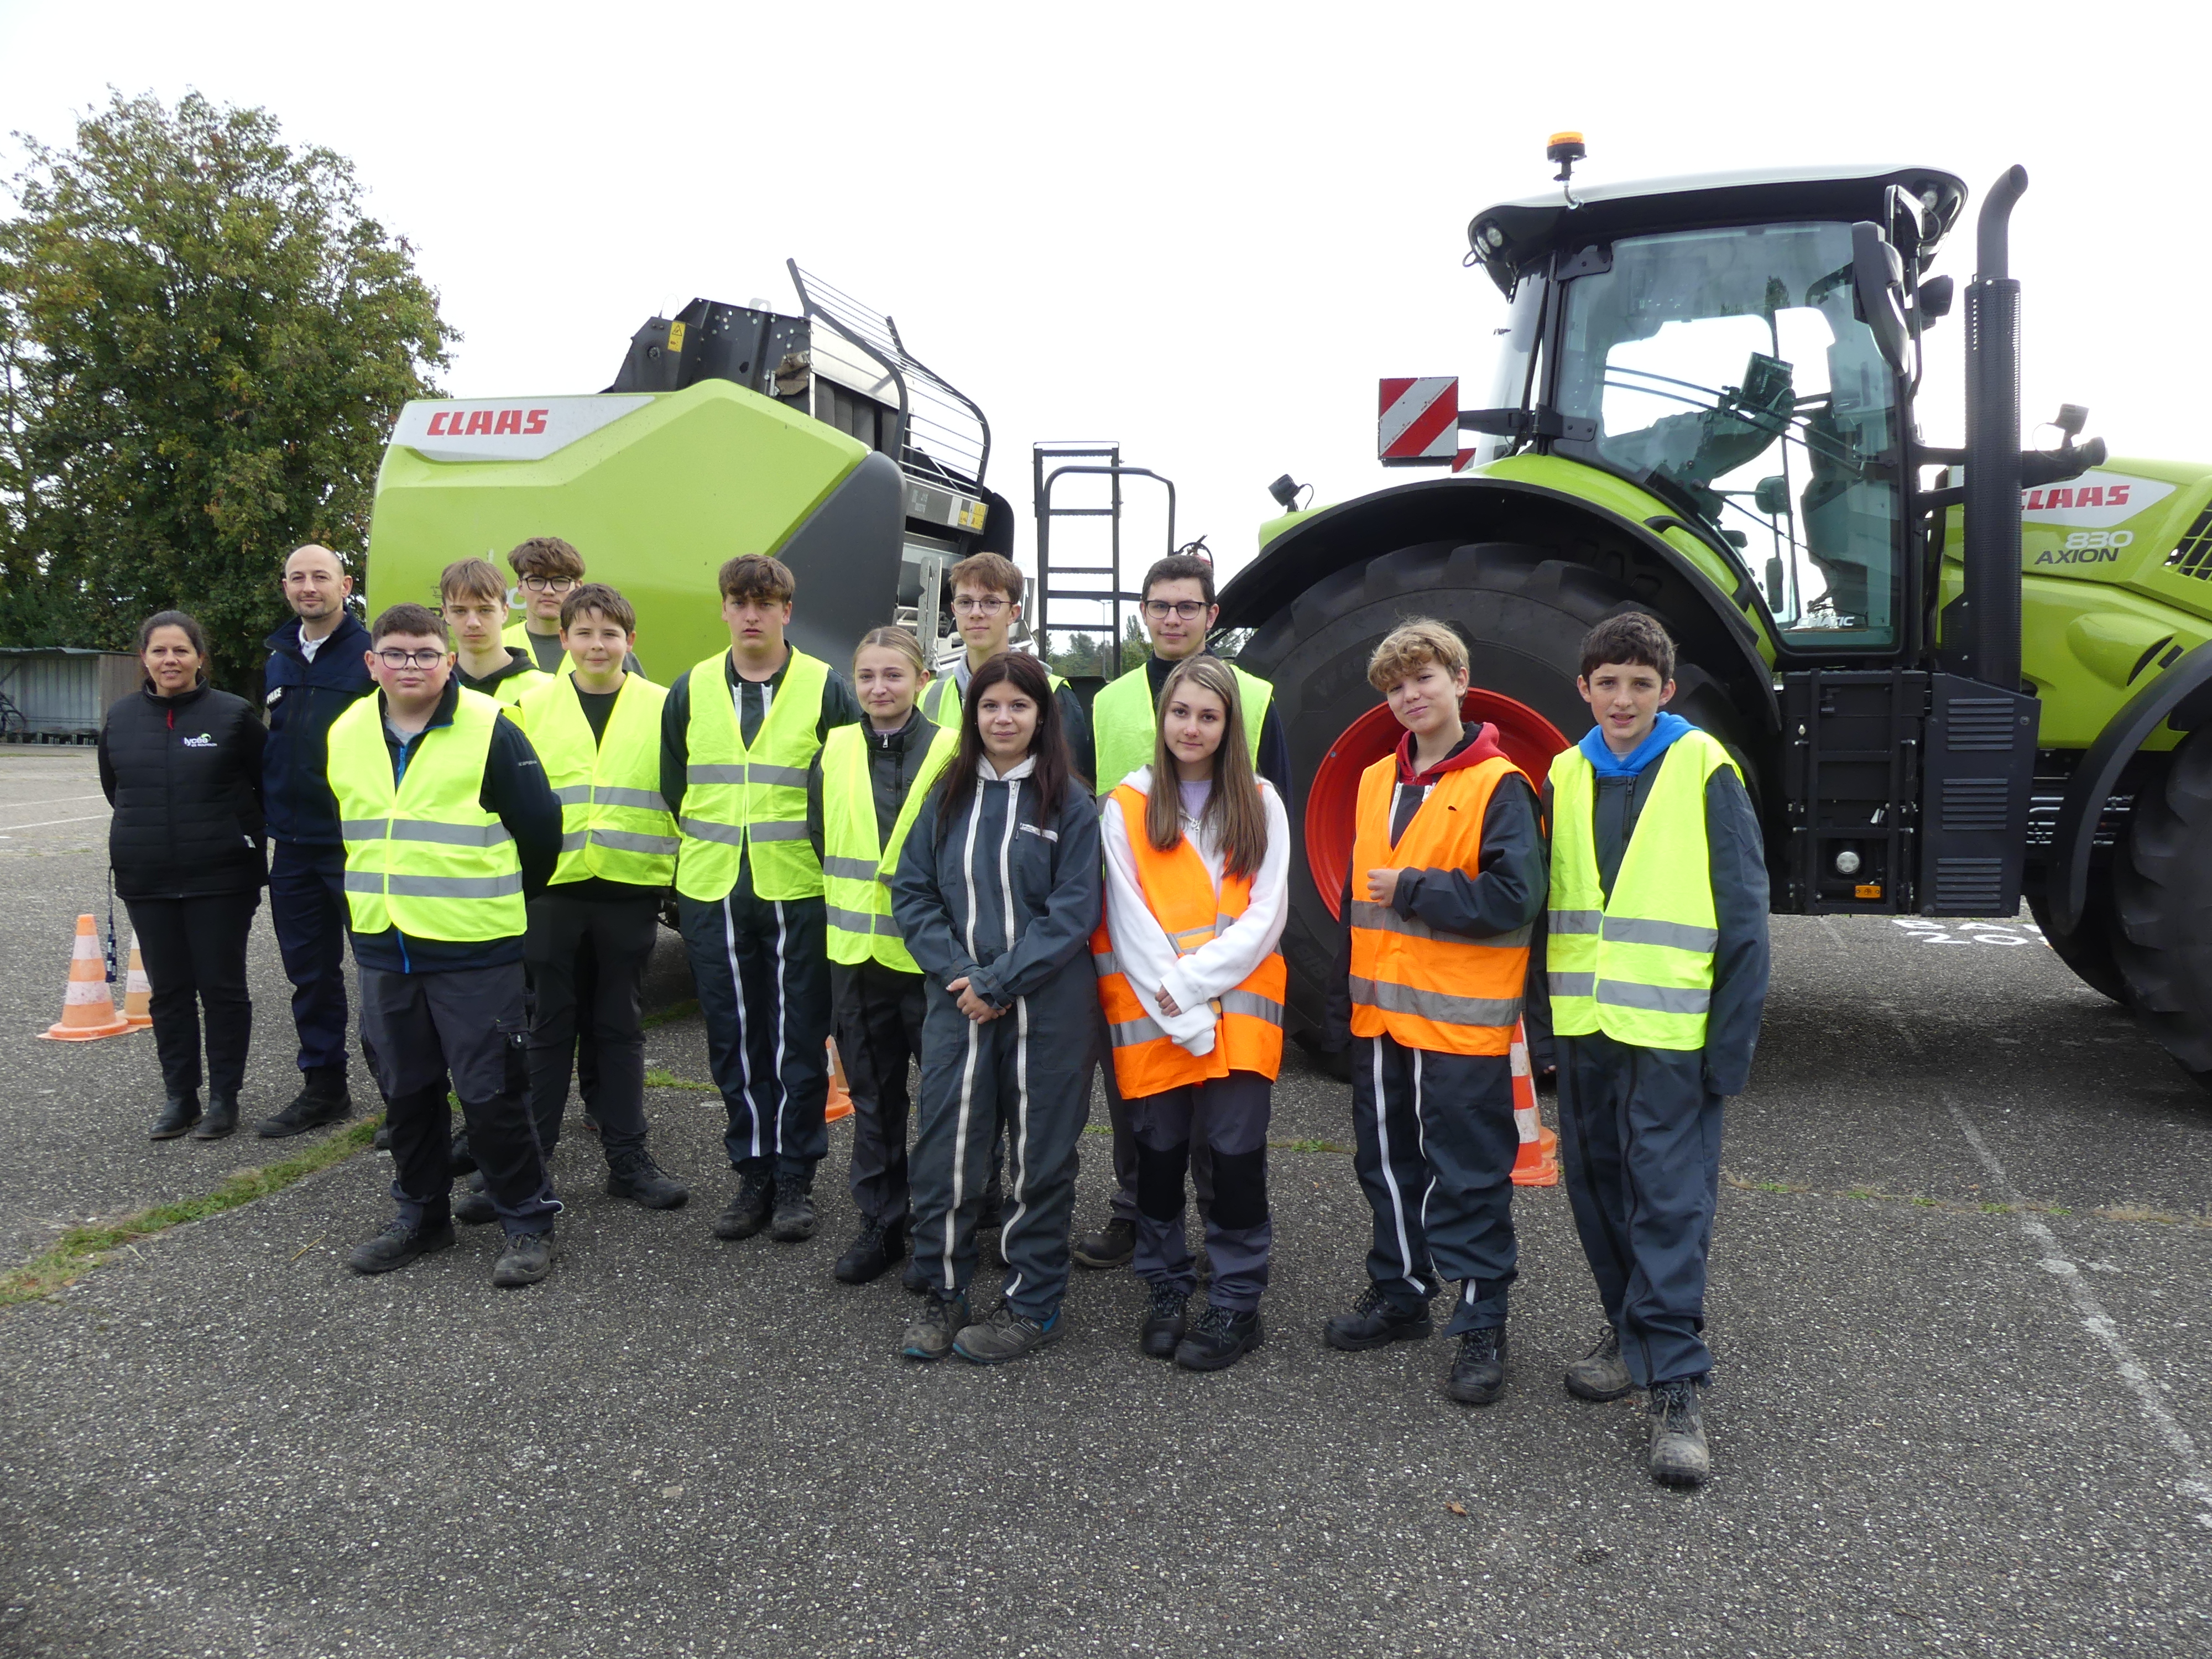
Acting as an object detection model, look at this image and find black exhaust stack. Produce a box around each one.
[1961,165,2028,690]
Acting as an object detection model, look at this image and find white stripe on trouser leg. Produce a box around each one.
[1413,1047,1434,1238]
[947,1019,979,1290]
[1373,1040,1418,1295]
[769,899,790,1157]
[1001,995,1032,1304]
[723,894,757,1160]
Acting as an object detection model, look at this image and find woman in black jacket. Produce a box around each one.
[97,612,269,1141]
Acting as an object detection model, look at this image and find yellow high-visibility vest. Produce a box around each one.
[675,649,831,902]
[1091,661,1271,795]
[504,621,572,678]
[1546,728,1736,1051]
[517,673,677,889]
[820,722,959,972]
[328,688,525,941]
[917,661,1071,729]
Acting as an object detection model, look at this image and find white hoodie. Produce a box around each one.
[1100,764,1290,1057]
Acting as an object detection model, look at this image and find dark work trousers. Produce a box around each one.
[122,890,259,1099]
[359,962,559,1234]
[832,958,926,1228]
[911,980,1093,1322]
[572,931,603,1118]
[678,888,831,1181]
[1557,1030,1724,1388]
[268,839,351,1076]
[523,891,659,1159]
[1349,1032,1520,1335]
[1128,1069,1272,1312]
[1103,1001,1214,1224]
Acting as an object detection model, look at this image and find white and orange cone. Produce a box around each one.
[121,935,153,1030]
[825,1036,854,1124]
[40,914,131,1041]
[1507,1017,1561,1187]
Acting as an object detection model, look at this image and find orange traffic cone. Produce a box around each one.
[1508,1017,1560,1187]
[825,1036,854,1123]
[121,936,153,1029]
[40,914,131,1041]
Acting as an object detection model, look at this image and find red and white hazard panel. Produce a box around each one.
[1378,377,1458,465]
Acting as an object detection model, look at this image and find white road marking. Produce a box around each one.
[0,793,106,818]
[0,812,110,833]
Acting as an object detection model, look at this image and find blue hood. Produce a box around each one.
[1578,710,1693,779]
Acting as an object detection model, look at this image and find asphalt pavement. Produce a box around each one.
[2,745,2209,1657]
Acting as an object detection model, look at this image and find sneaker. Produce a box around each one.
[1565,1326,1634,1402]
[1445,1326,1509,1405]
[1647,1381,1711,1486]
[149,1091,201,1141]
[835,1217,907,1285]
[256,1072,351,1139]
[491,1228,557,1288]
[190,1092,239,1141]
[900,1253,932,1295]
[1323,1284,1433,1352]
[953,1300,1064,1365]
[605,1149,689,1211]
[1175,1303,1264,1372]
[769,1174,817,1243]
[453,1177,497,1227]
[1140,1286,1188,1359]
[346,1217,456,1275]
[1072,1215,1134,1270]
[901,1292,968,1362]
[711,1168,775,1241]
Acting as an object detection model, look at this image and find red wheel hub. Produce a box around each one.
[1306,690,1572,918]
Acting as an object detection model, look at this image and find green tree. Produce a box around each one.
[0,91,454,688]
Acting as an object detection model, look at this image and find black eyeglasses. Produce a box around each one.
[1143,599,1207,621]
[520,576,578,593]
[375,648,448,669]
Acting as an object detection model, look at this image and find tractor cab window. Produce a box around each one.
[1552,222,1902,649]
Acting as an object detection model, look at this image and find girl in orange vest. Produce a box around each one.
[1095,656,1290,1370]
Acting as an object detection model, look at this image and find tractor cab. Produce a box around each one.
[1465,165,1965,660]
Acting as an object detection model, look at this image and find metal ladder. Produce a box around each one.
[1031,442,1177,681]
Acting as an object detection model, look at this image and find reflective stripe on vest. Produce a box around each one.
[1545,727,1736,1051]
[1091,782,1285,1094]
[1346,753,1529,1056]
[919,662,1070,731]
[516,672,677,888]
[1091,662,1272,795]
[674,650,831,902]
[821,722,959,972]
[328,687,525,942]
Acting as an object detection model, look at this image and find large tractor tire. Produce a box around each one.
[1235,539,1756,1043]
[2028,871,2126,1004]
[2109,727,2212,1089]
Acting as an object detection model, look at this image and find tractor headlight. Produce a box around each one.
[1834,849,1863,877]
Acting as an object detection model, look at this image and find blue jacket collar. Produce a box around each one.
[1578,710,1693,779]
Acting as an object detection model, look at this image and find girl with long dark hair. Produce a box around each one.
[1093,656,1289,1369]
[889,651,1101,1365]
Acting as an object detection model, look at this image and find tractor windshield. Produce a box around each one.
[1551,222,1901,649]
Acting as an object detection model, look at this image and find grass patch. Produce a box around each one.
[1,1117,384,1308]
[643,1067,716,1093]
[1082,1124,1113,1138]
[640,998,700,1030]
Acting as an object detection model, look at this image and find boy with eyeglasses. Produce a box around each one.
[1072,552,1293,1271]
[919,552,1093,782]
[504,536,643,677]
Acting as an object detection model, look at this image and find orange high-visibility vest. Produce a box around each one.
[1092,782,1286,1096]
[1348,753,1530,1056]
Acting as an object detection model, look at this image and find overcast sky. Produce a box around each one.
[5,1,2205,613]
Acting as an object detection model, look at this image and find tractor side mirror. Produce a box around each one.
[1850,221,1912,377]
[1917,274,1954,324]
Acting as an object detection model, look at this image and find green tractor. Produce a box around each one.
[1219,149,2212,1087]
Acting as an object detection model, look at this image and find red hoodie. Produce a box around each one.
[1394,721,1512,789]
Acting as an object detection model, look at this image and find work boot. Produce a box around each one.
[492,1228,557,1289]
[453,1175,497,1227]
[605,1148,689,1211]
[1647,1381,1711,1486]
[769,1173,817,1243]
[1445,1326,1509,1405]
[191,1091,239,1141]
[712,1167,775,1241]
[1140,1286,1188,1359]
[1565,1326,1634,1402]
[901,1291,968,1362]
[1072,1215,1134,1270]
[953,1299,1064,1365]
[373,1123,392,1151]
[1175,1303,1263,1372]
[447,1129,476,1178]
[835,1217,906,1285]
[149,1091,201,1141]
[256,1068,351,1138]
[346,1216,456,1275]
[1324,1284,1433,1352]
